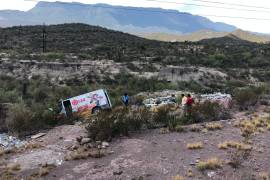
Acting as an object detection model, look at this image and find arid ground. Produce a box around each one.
[1,106,270,180]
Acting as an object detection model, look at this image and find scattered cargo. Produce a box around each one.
[0,133,26,149]
[143,96,177,112]
[199,93,232,108]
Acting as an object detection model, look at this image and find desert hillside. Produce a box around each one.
[0,24,270,180]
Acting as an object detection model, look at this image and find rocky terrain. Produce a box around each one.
[1,106,270,180]
[0,23,270,180]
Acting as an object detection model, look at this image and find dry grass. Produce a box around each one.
[29,164,57,178]
[0,148,17,157]
[0,170,14,180]
[232,120,241,128]
[190,125,201,132]
[197,157,223,171]
[174,125,185,133]
[0,163,21,180]
[24,143,43,150]
[201,128,208,133]
[240,120,256,138]
[159,128,170,134]
[206,122,223,131]
[258,172,269,180]
[218,141,252,151]
[65,147,106,161]
[0,143,42,158]
[7,163,21,171]
[187,142,203,150]
[172,175,185,180]
[187,168,193,177]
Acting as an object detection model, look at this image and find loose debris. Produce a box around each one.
[31,133,46,139]
[0,133,26,149]
[65,147,106,161]
[200,93,232,108]
[65,136,110,161]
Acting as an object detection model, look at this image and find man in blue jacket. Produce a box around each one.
[122,93,129,106]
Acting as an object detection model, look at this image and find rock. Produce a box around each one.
[70,144,79,150]
[0,133,26,149]
[76,136,83,143]
[80,138,91,145]
[113,170,123,175]
[108,150,114,154]
[207,171,215,178]
[102,141,109,148]
[86,143,95,148]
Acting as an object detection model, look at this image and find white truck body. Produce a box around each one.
[59,89,112,116]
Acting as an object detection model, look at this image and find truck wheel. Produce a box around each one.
[92,106,101,114]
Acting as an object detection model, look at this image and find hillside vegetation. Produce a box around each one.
[1,23,270,69]
[0,23,270,136]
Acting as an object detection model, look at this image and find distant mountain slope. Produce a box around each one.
[0,1,236,34]
[140,29,270,43]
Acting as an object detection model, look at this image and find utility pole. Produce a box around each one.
[18,25,22,51]
[42,23,46,53]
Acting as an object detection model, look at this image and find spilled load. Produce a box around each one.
[0,133,26,149]
[199,93,232,108]
[58,89,112,117]
[143,95,177,112]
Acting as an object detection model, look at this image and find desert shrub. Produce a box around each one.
[6,103,34,136]
[41,52,65,61]
[206,122,223,131]
[227,149,251,169]
[86,107,151,141]
[153,106,171,125]
[234,87,260,110]
[197,157,223,171]
[6,102,56,136]
[33,87,48,103]
[189,101,229,123]
[187,142,203,149]
[151,107,183,129]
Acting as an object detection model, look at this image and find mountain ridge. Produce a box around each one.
[0,1,236,34]
[140,29,270,43]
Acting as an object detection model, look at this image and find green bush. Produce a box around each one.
[6,103,34,136]
[86,107,151,141]
[6,103,56,136]
[189,101,230,123]
[234,87,260,110]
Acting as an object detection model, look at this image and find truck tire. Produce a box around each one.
[92,106,101,114]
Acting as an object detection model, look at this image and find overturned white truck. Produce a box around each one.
[59,89,112,117]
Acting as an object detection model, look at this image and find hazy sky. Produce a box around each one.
[1,0,270,33]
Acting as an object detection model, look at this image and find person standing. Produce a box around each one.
[181,94,187,116]
[122,93,129,106]
[181,94,187,107]
[186,94,194,116]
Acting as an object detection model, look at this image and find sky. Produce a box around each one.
[0,0,270,33]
